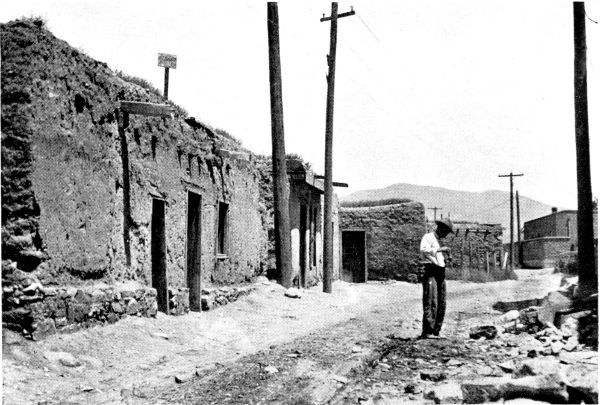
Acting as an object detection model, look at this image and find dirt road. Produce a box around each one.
[3,269,561,404]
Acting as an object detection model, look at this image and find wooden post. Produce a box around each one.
[164,67,169,99]
[486,251,490,274]
[267,2,293,288]
[320,2,355,293]
[116,109,131,266]
[573,2,597,297]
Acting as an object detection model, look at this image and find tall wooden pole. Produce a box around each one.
[516,190,521,267]
[320,3,355,293]
[499,172,523,271]
[267,2,293,288]
[573,2,596,297]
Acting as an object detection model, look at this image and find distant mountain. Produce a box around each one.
[341,183,562,240]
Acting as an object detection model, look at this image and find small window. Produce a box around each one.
[217,202,229,255]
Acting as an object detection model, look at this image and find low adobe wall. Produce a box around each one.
[340,202,426,281]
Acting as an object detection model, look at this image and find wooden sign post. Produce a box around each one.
[158,53,177,100]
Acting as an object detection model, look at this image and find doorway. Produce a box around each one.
[151,199,168,313]
[187,191,202,312]
[341,231,367,283]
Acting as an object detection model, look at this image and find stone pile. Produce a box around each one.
[200,285,255,311]
[168,287,189,315]
[2,261,158,340]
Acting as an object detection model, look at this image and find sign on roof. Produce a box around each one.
[158,53,177,69]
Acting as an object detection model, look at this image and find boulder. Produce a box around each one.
[420,370,446,382]
[537,291,572,325]
[424,383,463,404]
[31,318,56,341]
[469,325,497,340]
[564,363,598,404]
[284,288,302,299]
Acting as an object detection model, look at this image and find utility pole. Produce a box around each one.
[516,190,522,267]
[320,2,355,293]
[267,2,293,288]
[499,172,524,272]
[573,2,596,297]
[428,207,442,221]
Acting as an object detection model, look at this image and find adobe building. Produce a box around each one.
[2,18,267,335]
[521,207,598,268]
[2,19,342,339]
[339,201,426,282]
[257,157,341,288]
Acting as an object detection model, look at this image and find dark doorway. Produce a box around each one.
[151,199,168,313]
[187,192,202,312]
[342,231,367,283]
[299,205,307,287]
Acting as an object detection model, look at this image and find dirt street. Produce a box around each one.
[2,269,568,404]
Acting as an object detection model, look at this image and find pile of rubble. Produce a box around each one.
[200,284,256,311]
[494,276,597,352]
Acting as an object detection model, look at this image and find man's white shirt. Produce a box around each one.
[420,232,445,267]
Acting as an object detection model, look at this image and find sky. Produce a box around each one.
[2,0,599,209]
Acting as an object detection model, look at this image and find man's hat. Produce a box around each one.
[435,218,454,234]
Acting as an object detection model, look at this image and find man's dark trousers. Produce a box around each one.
[422,263,446,336]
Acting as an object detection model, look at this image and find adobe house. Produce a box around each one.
[521,207,598,268]
[1,19,267,338]
[339,201,425,282]
[257,157,342,287]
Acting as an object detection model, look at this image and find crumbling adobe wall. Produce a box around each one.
[1,19,267,336]
[443,221,504,272]
[340,202,426,281]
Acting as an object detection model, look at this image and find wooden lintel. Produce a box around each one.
[119,101,173,117]
[333,182,348,188]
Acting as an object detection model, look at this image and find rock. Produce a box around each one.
[559,316,579,338]
[44,351,81,367]
[498,310,521,324]
[425,383,463,404]
[352,346,362,353]
[22,282,43,294]
[564,363,598,404]
[503,373,569,403]
[446,359,463,367]
[79,385,95,392]
[126,298,139,315]
[201,295,214,311]
[151,332,170,340]
[420,370,446,382]
[332,375,348,384]
[497,360,514,373]
[174,374,189,384]
[469,325,497,340]
[551,341,564,355]
[563,336,578,352]
[404,383,423,394]
[537,291,572,325]
[559,350,597,365]
[284,288,302,299]
[513,358,561,378]
[32,318,57,341]
[264,366,278,374]
[255,276,270,285]
[461,377,510,403]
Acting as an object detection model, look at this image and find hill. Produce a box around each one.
[342,183,561,239]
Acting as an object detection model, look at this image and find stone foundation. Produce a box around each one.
[168,287,189,315]
[200,285,255,311]
[2,261,158,340]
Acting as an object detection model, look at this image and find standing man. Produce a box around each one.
[419,218,454,338]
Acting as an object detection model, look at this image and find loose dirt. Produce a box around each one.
[3,269,561,404]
